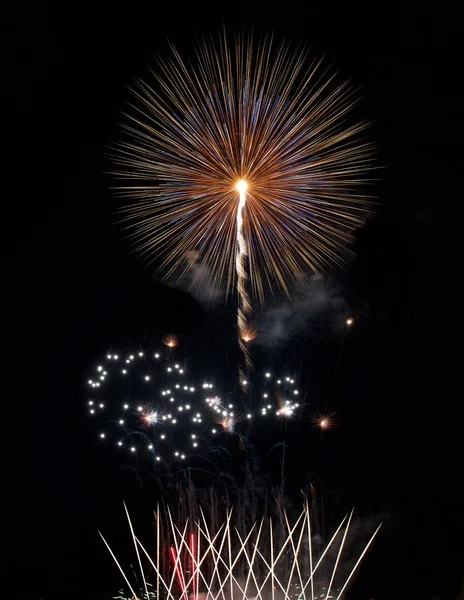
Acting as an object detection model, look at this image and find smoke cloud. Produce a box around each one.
[176,251,224,305]
[256,275,346,346]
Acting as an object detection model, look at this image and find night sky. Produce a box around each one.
[4,6,463,600]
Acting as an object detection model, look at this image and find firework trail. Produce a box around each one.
[235,180,252,374]
[112,31,373,374]
[102,502,381,600]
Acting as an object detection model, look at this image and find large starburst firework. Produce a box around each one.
[112,31,373,304]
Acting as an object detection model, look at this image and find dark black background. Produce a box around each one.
[3,5,463,599]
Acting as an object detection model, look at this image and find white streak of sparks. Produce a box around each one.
[236,187,252,372]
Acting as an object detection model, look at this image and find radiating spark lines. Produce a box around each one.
[111,31,373,376]
[112,32,374,304]
[102,503,381,600]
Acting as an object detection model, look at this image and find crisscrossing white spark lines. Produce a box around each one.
[101,503,381,600]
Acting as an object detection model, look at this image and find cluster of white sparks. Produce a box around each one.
[102,504,381,600]
[86,345,302,463]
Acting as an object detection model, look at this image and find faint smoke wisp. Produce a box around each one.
[178,251,224,304]
[256,275,345,346]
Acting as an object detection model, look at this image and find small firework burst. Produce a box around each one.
[311,411,339,432]
[163,334,178,348]
[240,324,257,343]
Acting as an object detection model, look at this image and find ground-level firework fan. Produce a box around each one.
[102,503,380,600]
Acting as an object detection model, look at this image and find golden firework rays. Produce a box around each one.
[112,32,374,301]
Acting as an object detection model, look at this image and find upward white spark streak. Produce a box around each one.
[103,506,381,600]
[236,189,252,372]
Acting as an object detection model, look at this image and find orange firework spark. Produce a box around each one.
[112,31,374,303]
[162,334,178,348]
[240,324,257,342]
[311,410,339,432]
